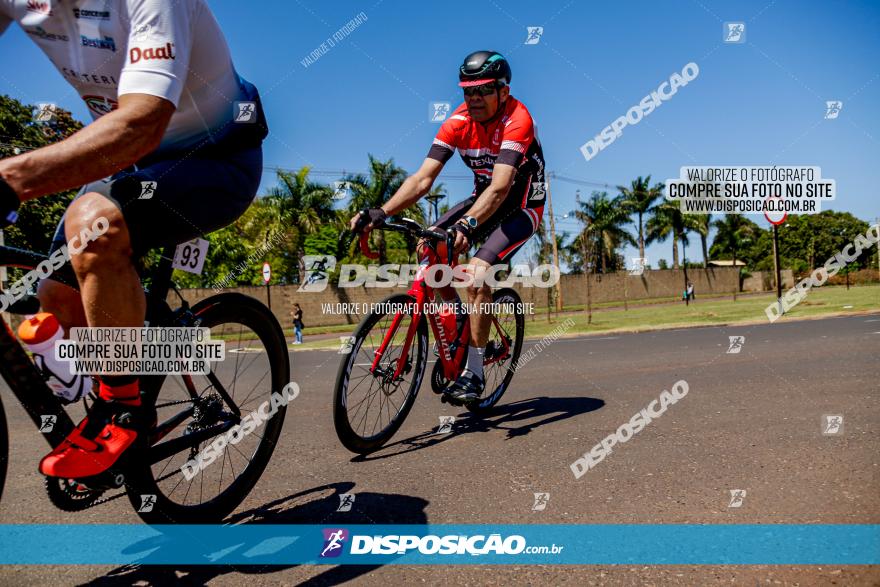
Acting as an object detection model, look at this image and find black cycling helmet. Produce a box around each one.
[458,50,511,87]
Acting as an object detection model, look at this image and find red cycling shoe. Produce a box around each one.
[39,386,152,479]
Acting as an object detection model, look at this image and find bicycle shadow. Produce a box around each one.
[353,395,604,462]
[78,481,429,587]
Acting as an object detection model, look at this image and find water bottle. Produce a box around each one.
[17,312,92,403]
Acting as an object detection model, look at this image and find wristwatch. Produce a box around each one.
[460,215,478,230]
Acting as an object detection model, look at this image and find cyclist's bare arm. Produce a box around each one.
[348,158,444,232]
[464,163,516,224]
[0,94,174,201]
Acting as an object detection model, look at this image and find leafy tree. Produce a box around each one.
[264,167,336,282]
[711,214,756,299]
[344,155,425,265]
[0,95,84,253]
[573,191,635,273]
[619,175,664,260]
[693,214,712,268]
[646,201,688,269]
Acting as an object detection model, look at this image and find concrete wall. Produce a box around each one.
[742,270,795,292]
[173,267,742,328]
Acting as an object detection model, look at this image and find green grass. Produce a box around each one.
[520,284,880,339]
[288,284,879,350]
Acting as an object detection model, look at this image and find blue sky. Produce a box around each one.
[1,0,878,267]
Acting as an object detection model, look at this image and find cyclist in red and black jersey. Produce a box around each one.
[351,50,546,402]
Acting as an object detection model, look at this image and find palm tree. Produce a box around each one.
[694,214,712,268]
[573,191,636,273]
[619,176,664,259]
[712,214,755,300]
[424,182,447,225]
[265,166,336,281]
[646,202,684,269]
[345,155,411,264]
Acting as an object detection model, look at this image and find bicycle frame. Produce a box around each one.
[367,238,513,383]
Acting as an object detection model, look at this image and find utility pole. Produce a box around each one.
[545,177,562,312]
[581,230,593,324]
[772,224,782,315]
[425,192,444,225]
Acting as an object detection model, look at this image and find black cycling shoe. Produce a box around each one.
[445,370,485,403]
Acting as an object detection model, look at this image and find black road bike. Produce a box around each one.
[0,244,289,523]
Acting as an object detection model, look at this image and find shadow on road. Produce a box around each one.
[78,481,428,587]
[353,395,605,462]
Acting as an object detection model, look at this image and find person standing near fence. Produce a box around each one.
[292,304,304,345]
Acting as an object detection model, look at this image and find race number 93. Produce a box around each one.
[173,238,210,275]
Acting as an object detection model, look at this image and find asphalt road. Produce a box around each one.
[1,313,878,586]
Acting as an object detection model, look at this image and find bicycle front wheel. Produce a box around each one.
[333,294,428,454]
[125,293,290,524]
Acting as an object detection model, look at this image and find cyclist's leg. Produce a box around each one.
[65,193,146,329]
[39,147,262,478]
[471,210,536,342]
[448,206,540,400]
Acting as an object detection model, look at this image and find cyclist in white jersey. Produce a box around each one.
[0,0,269,480]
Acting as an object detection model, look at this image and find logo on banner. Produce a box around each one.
[320,528,349,558]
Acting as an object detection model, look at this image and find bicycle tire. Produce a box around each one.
[467,287,525,415]
[0,393,7,504]
[333,293,428,454]
[125,293,290,524]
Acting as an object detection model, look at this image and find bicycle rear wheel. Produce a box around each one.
[467,287,524,414]
[333,293,428,454]
[125,293,290,524]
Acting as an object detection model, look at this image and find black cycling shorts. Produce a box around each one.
[49,146,262,286]
[433,197,542,265]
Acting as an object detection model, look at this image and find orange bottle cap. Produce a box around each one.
[17,312,60,344]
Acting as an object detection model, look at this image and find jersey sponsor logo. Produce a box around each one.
[72,7,110,20]
[81,34,116,52]
[25,26,68,42]
[62,68,118,86]
[129,43,176,64]
[82,95,118,116]
[26,0,52,15]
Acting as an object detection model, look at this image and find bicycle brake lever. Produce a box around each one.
[445,230,455,266]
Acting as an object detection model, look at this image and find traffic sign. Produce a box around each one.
[763,195,787,225]
[262,262,271,284]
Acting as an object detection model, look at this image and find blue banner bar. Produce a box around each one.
[0,525,876,565]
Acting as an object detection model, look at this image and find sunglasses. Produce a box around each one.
[463,84,499,97]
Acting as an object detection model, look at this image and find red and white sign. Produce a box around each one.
[763,195,787,226]
[262,262,271,284]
